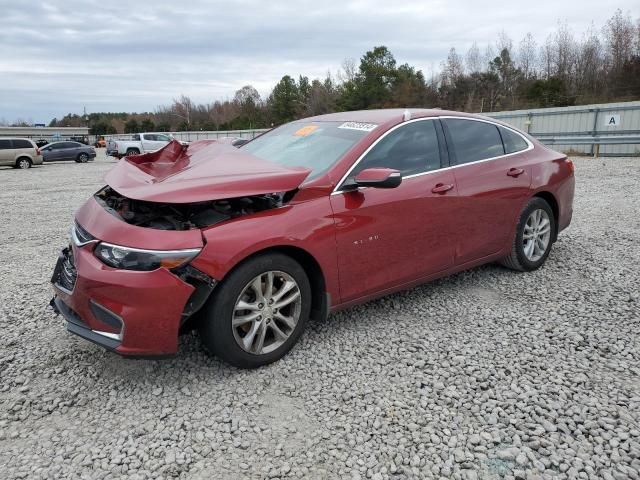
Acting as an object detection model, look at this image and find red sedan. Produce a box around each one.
[51,109,575,368]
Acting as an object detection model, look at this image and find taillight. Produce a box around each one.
[36,148,41,155]
[565,158,575,174]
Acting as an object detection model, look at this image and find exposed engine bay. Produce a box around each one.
[95,186,294,231]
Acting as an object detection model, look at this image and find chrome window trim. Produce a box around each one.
[331,115,533,195]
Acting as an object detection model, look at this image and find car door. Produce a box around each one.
[0,139,14,166]
[442,118,532,265]
[58,142,76,161]
[141,134,157,151]
[154,134,172,150]
[330,118,458,303]
[43,143,64,161]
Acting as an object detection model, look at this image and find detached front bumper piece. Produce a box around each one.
[50,295,122,352]
[51,240,207,357]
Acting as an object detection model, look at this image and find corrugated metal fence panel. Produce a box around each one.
[168,129,269,142]
[485,101,640,156]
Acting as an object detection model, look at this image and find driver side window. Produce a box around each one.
[346,120,441,181]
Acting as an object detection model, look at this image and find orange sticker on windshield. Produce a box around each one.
[294,125,318,136]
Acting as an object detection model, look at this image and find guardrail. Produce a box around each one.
[537,134,640,157]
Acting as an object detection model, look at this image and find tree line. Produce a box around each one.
[44,9,640,135]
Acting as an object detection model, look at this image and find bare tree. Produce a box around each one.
[575,24,605,96]
[603,9,635,76]
[338,58,357,83]
[539,35,554,79]
[517,33,537,79]
[172,95,194,127]
[442,48,464,86]
[553,21,577,85]
[465,42,482,73]
[496,31,513,58]
[483,45,495,71]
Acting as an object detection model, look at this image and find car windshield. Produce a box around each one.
[241,121,374,181]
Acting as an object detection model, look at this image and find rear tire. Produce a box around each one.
[500,197,556,271]
[125,148,140,157]
[199,253,311,369]
[16,157,31,169]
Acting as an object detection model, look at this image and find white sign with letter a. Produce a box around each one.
[604,114,621,127]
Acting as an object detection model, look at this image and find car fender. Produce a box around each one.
[190,196,341,305]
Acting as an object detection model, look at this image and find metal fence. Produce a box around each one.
[103,129,268,144]
[484,101,640,157]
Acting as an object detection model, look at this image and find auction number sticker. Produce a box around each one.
[338,122,378,132]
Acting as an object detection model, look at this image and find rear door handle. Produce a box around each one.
[507,168,525,177]
[431,183,454,194]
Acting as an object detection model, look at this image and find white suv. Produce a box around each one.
[0,138,44,169]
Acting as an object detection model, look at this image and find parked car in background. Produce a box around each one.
[51,109,574,368]
[106,133,173,158]
[41,141,96,163]
[94,137,106,148]
[232,138,250,147]
[69,136,89,145]
[35,139,50,148]
[0,138,43,169]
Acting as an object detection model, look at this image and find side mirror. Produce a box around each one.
[351,168,402,189]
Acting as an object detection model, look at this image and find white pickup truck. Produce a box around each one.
[106,133,174,158]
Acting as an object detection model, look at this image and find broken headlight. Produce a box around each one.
[94,242,201,271]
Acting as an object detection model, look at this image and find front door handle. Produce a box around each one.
[431,183,454,194]
[507,168,525,177]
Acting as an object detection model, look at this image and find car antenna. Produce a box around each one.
[403,109,411,121]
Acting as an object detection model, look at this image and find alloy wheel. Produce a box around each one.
[18,159,30,169]
[232,271,302,355]
[523,208,551,262]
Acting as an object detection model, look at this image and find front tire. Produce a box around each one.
[125,148,140,157]
[500,197,556,272]
[199,253,312,368]
[77,153,89,163]
[16,157,31,169]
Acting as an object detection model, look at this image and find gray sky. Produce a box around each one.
[0,0,637,123]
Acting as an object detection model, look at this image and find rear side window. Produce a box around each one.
[500,127,529,154]
[0,139,12,150]
[445,119,504,164]
[348,120,441,179]
[12,139,33,149]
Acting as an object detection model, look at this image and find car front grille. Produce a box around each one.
[55,247,78,293]
[73,222,95,245]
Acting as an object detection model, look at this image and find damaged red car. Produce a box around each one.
[51,109,575,368]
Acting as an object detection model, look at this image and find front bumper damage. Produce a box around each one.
[50,225,216,357]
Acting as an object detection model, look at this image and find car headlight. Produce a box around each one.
[94,242,201,271]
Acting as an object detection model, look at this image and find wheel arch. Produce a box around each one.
[533,191,559,241]
[15,156,33,167]
[227,245,329,322]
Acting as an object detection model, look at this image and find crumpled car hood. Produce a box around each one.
[104,140,311,203]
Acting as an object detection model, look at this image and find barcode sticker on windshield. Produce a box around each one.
[338,122,377,132]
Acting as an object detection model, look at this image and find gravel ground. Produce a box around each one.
[0,152,639,480]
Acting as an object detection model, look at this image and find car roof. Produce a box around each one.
[303,108,489,124]
[0,137,36,141]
